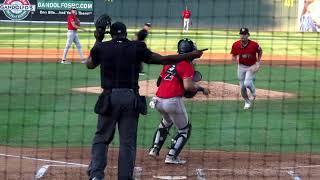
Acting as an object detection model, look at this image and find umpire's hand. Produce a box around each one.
[187,50,205,60]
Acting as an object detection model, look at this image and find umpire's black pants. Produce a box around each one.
[88,89,139,180]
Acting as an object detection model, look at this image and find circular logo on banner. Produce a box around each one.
[1,0,36,20]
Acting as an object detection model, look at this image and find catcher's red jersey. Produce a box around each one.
[231,40,260,66]
[67,14,79,30]
[156,61,194,98]
[182,10,191,19]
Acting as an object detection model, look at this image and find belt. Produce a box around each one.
[103,88,138,94]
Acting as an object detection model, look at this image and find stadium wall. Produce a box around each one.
[95,0,298,31]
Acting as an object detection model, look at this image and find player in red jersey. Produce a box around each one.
[182,6,191,32]
[231,28,263,110]
[148,39,210,164]
[61,7,85,64]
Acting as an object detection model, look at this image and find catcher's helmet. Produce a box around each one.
[177,38,197,54]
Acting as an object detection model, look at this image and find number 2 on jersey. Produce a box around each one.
[164,74,174,80]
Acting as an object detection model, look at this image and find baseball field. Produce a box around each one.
[0,23,320,179]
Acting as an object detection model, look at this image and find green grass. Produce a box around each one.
[1,23,320,57]
[0,62,320,153]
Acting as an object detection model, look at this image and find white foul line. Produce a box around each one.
[206,163,320,172]
[0,153,88,167]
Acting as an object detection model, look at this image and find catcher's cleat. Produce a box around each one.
[90,177,103,180]
[243,101,251,110]
[164,155,186,164]
[148,147,160,157]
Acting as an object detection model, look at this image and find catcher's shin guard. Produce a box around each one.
[150,121,172,152]
[168,123,191,158]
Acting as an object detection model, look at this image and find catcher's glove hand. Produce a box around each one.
[184,90,197,98]
[94,14,111,42]
[193,71,202,82]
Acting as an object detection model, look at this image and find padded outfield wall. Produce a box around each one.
[0,0,299,31]
[95,0,298,31]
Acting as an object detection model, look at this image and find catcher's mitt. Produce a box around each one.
[193,71,202,82]
[95,14,112,33]
[184,90,197,98]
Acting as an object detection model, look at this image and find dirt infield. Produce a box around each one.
[0,48,319,67]
[1,146,320,179]
[72,80,295,101]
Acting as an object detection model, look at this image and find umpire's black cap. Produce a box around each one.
[239,27,250,35]
[110,22,127,35]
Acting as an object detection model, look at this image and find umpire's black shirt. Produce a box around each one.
[90,38,152,90]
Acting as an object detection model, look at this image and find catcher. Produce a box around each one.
[148,38,210,164]
[231,27,262,110]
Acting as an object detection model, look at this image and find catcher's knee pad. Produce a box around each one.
[151,120,173,151]
[169,123,191,157]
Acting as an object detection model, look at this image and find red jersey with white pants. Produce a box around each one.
[156,61,194,98]
[67,14,79,30]
[230,40,260,66]
[182,10,191,19]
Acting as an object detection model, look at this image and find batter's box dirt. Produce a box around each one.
[72,80,295,101]
[1,146,320,179]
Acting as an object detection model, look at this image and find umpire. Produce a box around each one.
[86,21,204,180]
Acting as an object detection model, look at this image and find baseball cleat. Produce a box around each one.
[164,155,186,164]
[81,59,87,64]
[243,102,251,110]
[61,60,71,64]
[250,94,256,102]
[91,177,103,180]
[148,147,159,157]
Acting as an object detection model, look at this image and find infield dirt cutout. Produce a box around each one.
[72,80,295,100]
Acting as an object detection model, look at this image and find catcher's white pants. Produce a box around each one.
[153,96,189,130]
[62,30,84,60]
[183,18,190,32]
[238,64,256,103]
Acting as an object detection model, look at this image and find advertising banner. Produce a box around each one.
[0,0,94,22]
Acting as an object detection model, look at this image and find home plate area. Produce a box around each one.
[1,146,320,179]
